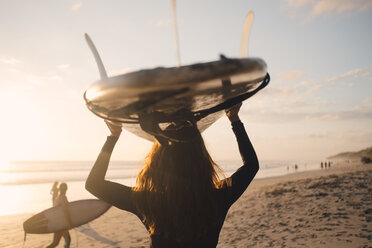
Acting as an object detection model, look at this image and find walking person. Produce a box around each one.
[46,182,72,248]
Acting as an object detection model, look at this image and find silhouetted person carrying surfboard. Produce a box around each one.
[47,182,72,248]
[86,103,259,247]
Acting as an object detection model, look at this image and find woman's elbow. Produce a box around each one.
[85,178,107,200]
[85,178,96,194]
[242,157,259,175]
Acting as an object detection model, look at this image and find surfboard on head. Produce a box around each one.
[23,199,111,234]
[83,10,269,141]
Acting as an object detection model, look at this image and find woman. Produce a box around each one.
[86,103,259,247]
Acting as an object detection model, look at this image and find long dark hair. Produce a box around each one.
[134,133,224,241]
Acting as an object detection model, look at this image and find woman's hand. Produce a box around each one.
[105,120,122,138]
[225,103,242,122]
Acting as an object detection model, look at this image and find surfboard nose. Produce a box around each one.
[23,213,49,234]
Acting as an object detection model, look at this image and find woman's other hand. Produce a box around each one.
[225,103,242,123]
[105,120,122,137]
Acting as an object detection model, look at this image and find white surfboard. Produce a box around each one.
[23,199,111,234]
[84,55,268,140]
[83,10,269,141]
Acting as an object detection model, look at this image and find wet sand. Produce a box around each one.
[1,161,371,248]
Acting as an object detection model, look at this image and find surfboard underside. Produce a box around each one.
[23,199,111,234]
[85,57,267,140]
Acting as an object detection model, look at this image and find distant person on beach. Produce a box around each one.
[50,181,59,205]
[46,182,72,248]
[86,103,259,247]
[321,162,323,169]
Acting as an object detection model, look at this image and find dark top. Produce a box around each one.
[86,120,259,248]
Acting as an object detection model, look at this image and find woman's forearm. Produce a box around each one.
[226,107,258,169]
[232,120,259,171]
[85,134,137,212]
[85,136,118,196]
[223,120,259,205]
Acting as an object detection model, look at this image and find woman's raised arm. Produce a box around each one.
[85,121,136,212]
[222,103,259,205]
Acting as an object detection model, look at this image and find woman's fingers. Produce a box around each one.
[225,103,242,117]
[105,120,122,137]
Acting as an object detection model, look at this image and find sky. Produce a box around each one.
[0,0,371,164]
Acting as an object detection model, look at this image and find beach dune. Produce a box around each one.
[1,161,370,248]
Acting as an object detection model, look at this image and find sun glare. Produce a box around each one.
[0,158,11,171]
[0,159,12,186]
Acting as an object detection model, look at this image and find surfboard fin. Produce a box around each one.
[239,11,254,58]
[219,54,228,60]
[23,232,27,248]
[85,33,108,80]
[171,0,181,66]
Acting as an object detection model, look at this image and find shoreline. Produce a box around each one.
[0,159,323,216]
[251,159,363,189]
[0,163,339,218]
[1,161,370,247]
[1,160,359,218]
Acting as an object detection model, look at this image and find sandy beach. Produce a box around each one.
[1,161,370,248]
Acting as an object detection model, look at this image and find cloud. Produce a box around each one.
[149,19,172,28]
[306,131,329,139]
[336,129,372,144]
[275,70,306,83]
[300,80,322,95]
[250,80,324,111]
[109,67,133,77]
[263,86,299,97]
[71,2,83,12]
[326,68,371,85]
[238,67,372,125]
[243,108,372,124]
[26,75,42,86]
[285,0,314,8]
[50,75,63,81]
[64,89,80,99]
[2,72,62,91]
[0,57,20,65]
[305,113,340,121]
[246,84,319,115]
[57,64,70,69]
[363,97,372,107]
[10,84,33,91]
[282,0,372,17]
[310,0,372,17]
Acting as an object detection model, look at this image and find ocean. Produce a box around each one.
[0,160,322,216]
